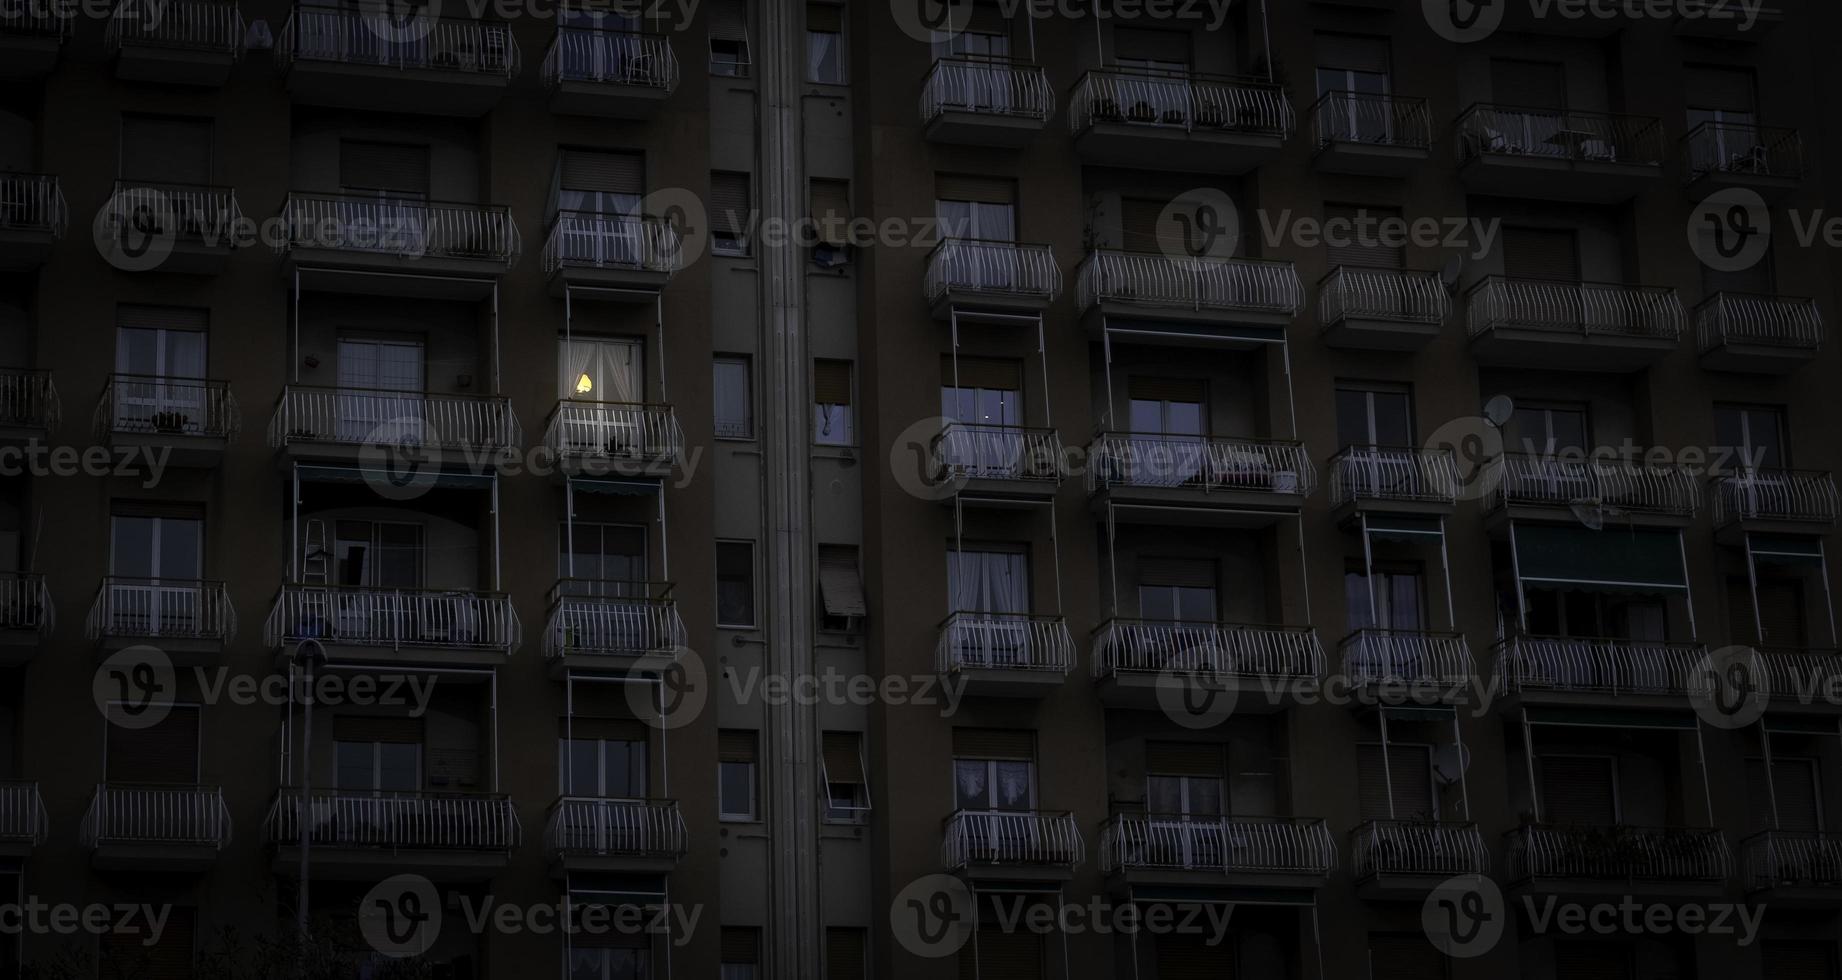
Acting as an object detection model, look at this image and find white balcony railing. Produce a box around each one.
[1508,824,1731,883]
[1456,104,1665,167]
[544,581,686,659]
[1092,619,1324,681]
[542,27,677,90]
[1070,69,1293,136]
[1695,293,1822,353]
[1077,250,1304,317]
[0,782,46,845]
[920,56,1054,124]
[80,784,232,849]
[1682,121,1804,182]
[266,385,521,453]
[95,374,239,440]
[0,174,67,236]
[1711,469,1841,525]
[1350,820,1490,880]
[0,368,58,430]
[1490,452,1700,516]
[1318,266,1449,329]
[923,239,1061,305]
[1328,447,1459,507]
[1741,830,1842,892]
[280,192,520,265]
[104,181,243,246]
[1100,814,1336,877]
[106,0,244,55]
[1758,648,1842,704]
[935,612,1075,674]
[1,3,70,36]
[942,810,1083,871]
[545,797,687,858]
[542,211,683,277]
[1492,635,1708,697]
[1339,629,1475,689]
[264,585,521,653]
[1087,433,1314,496]
[1309,91,1433,150]
[85,577,236,643]
[930,424,1064,484]
[279,4,519,76]
[544,400,683,465]
[266,789,520,850]
[0,572,53,635]
[1466,276,1684,341]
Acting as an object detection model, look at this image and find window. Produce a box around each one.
[1714,404,1787,470]
[1137,558,1217,626]
[114,307,208,433]
[713,355,753,439]
[104,704,199,784]
[335,336,425,442]
[813,359,854,445]
[1344,564,1424,632]
[560,336,644,403]
[824,928,865,980]
[107,513,204,636]
[935,176,1016,242]
[334,718,423,792]
[1747,755,1821,833]
[718,730,758,821]
[708,0,749,76]
[1324,204,1405,270]
[806,3,844,83]
[820,731,869,822]
[816,544,866,631]
[1526,590,1665,642]
[711,171,752,255]
[1537,754,1618,826]
[720,928,760,980]
[1502,225,1581,281]
[952,728,1035,811]
[554,148,644,217]
[717,541,756,628]
[1315,35,1391,143]
[1356,742,1436,820]
[333,520,423,588]
[1334,384,1413,450]
[1505,403,1589,455]
[558,522,647,594]
[559,723,649,798]
[568,946,651,980]
[1145,742,1224,816]
[946,545,1030,666]
[932,11,1013,110]
[809,178,852,256]
[338,140,430,198]
[1127,376,1205,436]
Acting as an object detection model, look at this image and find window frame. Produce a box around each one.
[713,354,755,440]
[812,359,856,447]
[716,539,757,629]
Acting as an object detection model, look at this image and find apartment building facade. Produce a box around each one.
[0,0,1839,976]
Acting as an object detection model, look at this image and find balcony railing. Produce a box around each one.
[266,789,520,851]
[1076,250,1304,317]
[1710,468,1840,525]
[1,4,71,36]
[943,810,1082,871]
[920,56,1054,124]
[1758,647,1842,704]
[1087,433,1314,496]
[280,192,520,265]
[1683,121,1804,182]
[1099,814,1336,877]
[0,572,53,634]
[1318,267,1449,330]
[85,577,236,643]
[1492,635,1707,697]
[1309,91,1433,150]
[279,4,519,76]
[1328,447,1459,507]
[1350,820,1490,880]
[541,211,683,277]
[106,0,244,55]
[1490,452,1700,516]
[1456,104,1665,167]
[267,385,521,453]
[544,400,683,465]
[546,797,686,858]
[0,174,66,236]
[80,784,232,849]
[1466,276,1684,341]
[1092,619,1324,681]
[930,423,1064,484]
[936,612,1075,674]
[923,239,1061,305]
[544,581,686,659]
[0,368,58,431]
[1339,629,1475,688]
[105,181,242,245]
[1695,292,1821,353]
[264,585,521,653]
[542,27,677,90]
[0,782,45,845]
[1070,69,1293,136]
[95,374,238,440]
[1741,830,1842,892]
[1508,824,1731,883]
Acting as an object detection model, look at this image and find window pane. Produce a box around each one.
[720,761,755,818]
[336,742,374,790]
[717,542,755,626]
[1187,778,1224,815]
[1334,389,1371,448]
[954,759,990,809]
[1176,586,1216,623]
[561,739,600,796]
[714,358,752,438]
[1371,391,1412,447]
[110,516,155,578]
[378,743,420,791]
[1139,586,1176,623]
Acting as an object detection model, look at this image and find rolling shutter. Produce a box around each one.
[825,928,865,980]
[820,733,866,788]
[935,175,1014,205]
[1114,27,1188,65]
[964,926,1042,980]
[709,0,747,41]
[813,360,852,405]
[942,356,1021,391]
[1684,66,1756,114]
[1762,942,1838,980]
[1120,198,1172,253]
[1356,744,1435,820]
[952,728,1034,760]
[1538,756,1616,826]
[721,928,760,965]
[1139,558,1216,590]
[719,730,758,763]
[1369,933,1446,980]
[106,706,199,784]
[1502,227,1580,282]
[1489,59,1566,109]
[339,141,430,196]
[816,545,866,618]
[121,116,213,185]
[806,3,840,32]
[1316,33,1389,74]
[334,716,424,743]
[561,149,644,195]
[102,907,193,980]
[559,717,648,742]
[1325,204,1405,270]
[710,172,751,236]
[1553,942,1632,980]
[1126,376,1206,403]
[1146,742,1225,777]
[1154,931,1230,980]
[118,305,209,332]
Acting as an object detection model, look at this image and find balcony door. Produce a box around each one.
[337,141,431,254]
[115,308,207,433]
[1503,226,1581,283]
[1113,27,1190,122]
[1685,66,1759,170]
[554,150,644,266]
[1315,35,1391,143]
[1487,59,1567,157]
[947,546,1029,665]
[936,177,1017,290]
[335,728,422,793]
[326,519,424,643]
[935,21,1013,112]
[1713,404,1787,472]
[559,337,646,452]
[1748,756,1822,834]
[1504,403,1591,503]
[1334,385,1414,496]
[105,705,199,785]
[569,945,650,980]
[1728,577,1806,651]
[1137,558,1218,670]
[1345,566,1427,678]
[1126,377,1206,486]
[952,729,1038,859]
[1537,754,1618,826]
[940,357,1022,475]
[109,514,203,637]
[336,337,424,443]
[1356,742,1436,821]
[1145,742,1225,868]
[561,732,649,799]
[558,5,644,82]
[559,523,647,603]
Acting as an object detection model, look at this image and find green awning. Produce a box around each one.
[570,476,662,496]
[1365,515,1445,540]
[1524,705,1699,730]
[1513,523,1686,591]
[1750,533,1825,565]
[296,462,495,490]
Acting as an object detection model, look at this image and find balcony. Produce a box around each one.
[1309,92,1433,177]
[1673,3,1783,40]
[264,585,520,666]
[1076,251,1302,341]
[1069,69,1292,174]
[1091,619,1324,711]
[0,783,44,858]
[1350,820,1490,899]
[0,174,66,269]
[0,572,52,658]
[543,28,677,118]
[267,789,519,879]
[544,400,683,478]
[1317,267,1450,351]
[542,212,681,296]
[81,784,232,872]
[98,182,243,275]
[0,6,67,78]
[921,57,1054,147]
[1710,468,1840,536]
[0,369,57,443]
[926,423,1064,504]
[1506,824,1731,899]
[1455,105,1665,203]
[85,577,235,659]
[94,375,238,467]
[1327,447,1459,524]
[942,810,1082,881]
[923,239,1061,318]
[545,797,687,875]
[935,613,1074,698]
[266,386,521,466]
[280,192,521,284]
[277,4,518,116]
[1464,277,1684,370]
[1683,122,1803,201]
[1337,630,1476,705]
[1695,293,1821,374]
[1758,648,1842,713]
[1086,433,1312,522]
[543,581,686,675]
[1488,453,1700,525]
[106,0,243,86]
[1491,635,1708,709]
[1099,814,1336,891]
[1741,830,1842,901]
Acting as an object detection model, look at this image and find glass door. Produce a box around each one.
[336,338,424,443]
[115,326,206,433]
[1128,391,1206,486]
[558,337,646,452]
[1315,66,1391,143]
[939,30,1012,111]
[946,548,1029,665]
[954,757,1037,858]
[1146,774,1225,868]
[939,383,1020,474]
[109,515,204,636]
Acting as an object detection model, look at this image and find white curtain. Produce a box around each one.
[947,550,1027,615]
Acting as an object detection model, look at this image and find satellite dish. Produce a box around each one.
[1431,743,1470,785]
[1439,255,1465,293]
[1569,498,1606,531]
[1482,394,1515,429]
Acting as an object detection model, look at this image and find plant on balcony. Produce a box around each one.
[1196,104,1226,128]
[1089,97,1122,122]
[150,410,191,433]
[288,425,321,440]
[1127,101,1159,123]
[1160,108,1187,125]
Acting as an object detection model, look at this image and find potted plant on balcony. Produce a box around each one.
[151,410,190,434]
[1089,96,1122,122]
[1196,103,1226,129]
[1127,101,1158,123]
[1159,108,1187,126]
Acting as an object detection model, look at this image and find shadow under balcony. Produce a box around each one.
[543,27,677,118]
[542,212,680,297]
[1695,293,1821,374]
[544,400,683,479]
[1490,635,1709,711]
[924,239,1061,319]
[1506,824,1731,902]
[106,0,243,86]
[1709,469,1839,539]
[545,796,686,876]
[1465,277,1684,370]
[943,809,1082,882]
[1350,820,1490,900]
[266,385,521,470]
[1455,106,1665,204]
[543,581,685,677]
[1683,122,1803,202]
[267,788,519,881]
[81,783,232,872]
[85,577,234,661]
[925,423,1064,506]
[1086,433,1312,524]
[0,174,65,270]
[264,585,520,667]
[1337,629,1477,707]
[1317,267,1450,351]
[1485,453,1700,528]
[0,572,53,660]
[936,612,1073,698]
[0,782,45,859]
[921,57,1053,147]
[95,374,237,467]
[1090,619,1324,712]
[279,193,521,287]
[1076,251,1302,343]
[278,4,517,116]
[1100,814,1336,893]
[1069,70,1292,174]
[1328,448,1459,528]
[1741,830,1842,905]
[1308,92,1433,177]
[98,182,243,275]
[0,9,67,78]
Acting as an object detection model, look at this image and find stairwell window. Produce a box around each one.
[711,171,752,256]
[812,359,854,446]
[713,355,753,439]
[820,731,870,823]
[708,0,749,76]
[716,540,756,628]
[816,544,866,632]
[718,730,758,821]
[806,3,845,84]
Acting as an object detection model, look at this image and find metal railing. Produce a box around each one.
[85,577,236,643]
[1099,814,1335,876]
[95,374,238,440]
[281,192,521,265]
[1455,104,1665,167]
[1466,276,1684,341]
[266,789,519,850]
[1070,69,1294,136]
[279,3,519,76]
[1695,293,1822,352]
[921,56,1054,124]
[0,174,66,236]
[0,368,58,430]
[1309,91,1433,150]
[1328,447,1459,507]
[1711,468,1840,525]
[1741,830,1842,892]
[1683,121,1804,182]
[1508,824,1730,883]
[542,211,683,276]
[1,3,71,36]
[929,423,1064,484]
[264,585,521,653]
[105,181,242,245]
[544,400,683,464]
[1318,266,1449,329]
[1489,452,1700,516]
[0,783,45,844]
[266,385,521,452]
[544,580,686,658]
[1339,629,1475,689]
[935,612,1075,674]
[546,797,687,858]
[80,784,232,848]
[106,0,244,54]
[943,810,1083,870]
[1087,432,1314,495]
[1757,648,1842,704]
[1092,619,1324,681]
[1350,820,1489,880]
[923,239,1061,304]
[0,572,53,634]
[542,27,677,90]
[1077,250,1303,317]
[1492,635,1708,697]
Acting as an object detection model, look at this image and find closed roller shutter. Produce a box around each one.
[710,172,751,236]
[825,928,864,980]
[942,356,1022,391]
[1553,941,1632,980]
[708,0,747,41]
[118,305,208,332]
[106,706,199,784]
[1114,27,1188,64]
[1126,376,1206,404]
[718,730,757,763]
[101,907,193,980]
[559,717,648,742]
[1503,227,1580,282]
[960,924,1043,980]
[1684,66,1756,114]
[1489,59,1566,109]
[1356,743,1436,820]
[813,360,852,405]
[560,149,644,195]
[1369,933,1446,980]
[1538,756,1617,826]
[339,141,430,196]
[121,116,213,185]
[1139,558,1216,590]
[1155,930,1232,980]
[721,927,759,965]
[1762,941,1838,980]
[952,728,1034,760]
[334,716,424,743]
[935,175,1014,205]
[806,3,840,32]
[1146,742,1225,777]
[1120,198,1174,254]
[1325,204,1405,270]
[1316,33,1389,74]
[821,732,865,787]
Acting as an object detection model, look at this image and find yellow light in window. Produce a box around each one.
[575,373,593,395]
